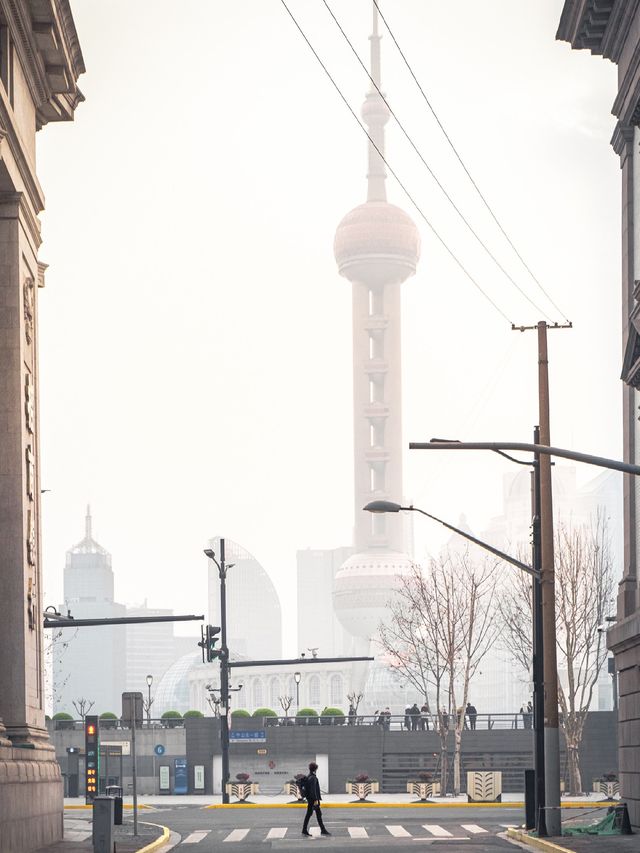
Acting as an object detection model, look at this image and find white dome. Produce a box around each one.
[332,551,415,639]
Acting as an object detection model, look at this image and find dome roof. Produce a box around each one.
[334,201,420,285]
[332,550,415,639]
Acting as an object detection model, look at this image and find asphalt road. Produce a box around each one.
[146,805,526,851]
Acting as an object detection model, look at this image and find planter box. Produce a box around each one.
[346,781,379,801]
[284,782,304,801]
[467,771,502,803]
[407,781,441,801]
[592,780,620,799]
[225,782,259,802]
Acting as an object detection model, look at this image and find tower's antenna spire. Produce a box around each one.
[85,504,92,540]
[364,1,389,202]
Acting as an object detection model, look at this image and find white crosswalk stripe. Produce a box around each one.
[500,823,519,828]
[386,825,412,837]
[423,824,454,837]
[266,827,288,839]
[348,827,368,838]
[183,831,211,844]
[461,824,488,834]
[223,828,250,842]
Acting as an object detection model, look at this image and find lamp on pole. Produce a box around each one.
[204,541,234,805]
[145,675,153,725]
[294,671,301,712]
[363,498,546,835]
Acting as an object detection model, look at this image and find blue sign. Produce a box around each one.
[154,744,165,756]
[229,730,266,744]
[174,758,188,794]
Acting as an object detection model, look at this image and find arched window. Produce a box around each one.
[252,678,264,710]
[330,674,343,707]
[269,677,280,710]
[309,675,321,709]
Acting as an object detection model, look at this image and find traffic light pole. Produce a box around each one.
[532,426,546,837]
[218,538,230,805]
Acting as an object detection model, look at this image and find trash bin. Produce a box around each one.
[105,785,123,825]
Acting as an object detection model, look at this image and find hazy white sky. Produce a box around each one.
[37,1,620,654]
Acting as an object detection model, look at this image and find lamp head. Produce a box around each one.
[363,500,403,513]
[294,671,301,683]
[203,548,216,560]
[146,674,153,687]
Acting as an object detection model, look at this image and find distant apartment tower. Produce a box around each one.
[53,509,125,715]
[296,546,354,657]
[207,537,282,660]
[125,603,175,695]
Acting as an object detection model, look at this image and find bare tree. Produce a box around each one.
[278,695,293,718]
[72,697,94,722]
[346,692,363,713]
[500,514,615,794]
[379,550,499,794]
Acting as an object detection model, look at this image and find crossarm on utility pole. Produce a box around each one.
[410,441,640,476]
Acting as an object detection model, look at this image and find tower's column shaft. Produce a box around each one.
[352,278,404,553]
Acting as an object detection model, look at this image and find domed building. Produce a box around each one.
[331,7,420,652]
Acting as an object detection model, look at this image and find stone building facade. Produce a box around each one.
[558,0,640,827]
[0,2,84,850]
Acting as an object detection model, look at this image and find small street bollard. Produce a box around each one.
[92,796,114,853]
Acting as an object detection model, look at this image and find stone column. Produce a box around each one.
[0,190,63,849]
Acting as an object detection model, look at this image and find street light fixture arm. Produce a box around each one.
[363,501,538,578]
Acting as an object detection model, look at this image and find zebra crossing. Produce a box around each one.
[184,822,519,843]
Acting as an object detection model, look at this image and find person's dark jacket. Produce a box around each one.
[305,772,322,801]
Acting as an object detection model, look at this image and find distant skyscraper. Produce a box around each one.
[297,546,354,657]
[331,7,420,649]
[54,508,125,714]
[125,602,175,694]
[207,537,282,660]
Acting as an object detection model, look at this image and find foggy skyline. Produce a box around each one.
[37,1,621,654]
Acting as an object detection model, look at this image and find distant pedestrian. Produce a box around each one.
[440,707,449,731]
[381,707,391,730]
[466,702,477,730]
[404,705,412,731]
[517,705,526,729]
[372,709,380,726]
[524,701,533,729]
[410,703,421,731]
[301,762,330,837]
[420,702,430,731]
[348,704,356,726]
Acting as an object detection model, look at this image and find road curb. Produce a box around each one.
[64,804,152,810]
[506,828,574,852]
[204,801,526,809]
[136,823,170,853]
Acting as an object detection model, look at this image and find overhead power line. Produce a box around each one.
[321,0,552,323]
[373,0,570,325]
[278,0,513,325]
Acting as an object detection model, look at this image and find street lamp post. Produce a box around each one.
[145,675,153,726]
[204,540,233,804]
[294,671,301,712]
[363,498,546,834]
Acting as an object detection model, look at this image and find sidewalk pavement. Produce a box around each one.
[62,791,619,808]
[35,814,168,853]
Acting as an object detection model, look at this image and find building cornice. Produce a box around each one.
[0,0,85,130]
[556,0,639,63]
[0,81,45,213]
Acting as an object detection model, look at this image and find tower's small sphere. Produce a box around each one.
[334,201,421,285]
[332,551,415,639]
[361,92,390,128]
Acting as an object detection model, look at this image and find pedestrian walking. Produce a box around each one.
[301,762,331,837]
[404,705,412,731]
[466,702,477,730]
[410,703,421,731]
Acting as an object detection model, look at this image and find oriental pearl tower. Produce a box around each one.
[332,7,420,655]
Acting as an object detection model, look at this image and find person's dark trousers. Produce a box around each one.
[411,718,419,731]
[303,801,327,834]
[470,716,476,730]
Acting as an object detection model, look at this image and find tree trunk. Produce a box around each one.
[440,745,447,794]
[567,743,582,796]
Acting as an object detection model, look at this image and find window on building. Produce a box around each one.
[252,679,264,709]
[309,675,321,709]
[269,677,280,710]
[330,674,343,707]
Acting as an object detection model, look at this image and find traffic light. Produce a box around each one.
[84,715,99,802]
[198,625,222,662]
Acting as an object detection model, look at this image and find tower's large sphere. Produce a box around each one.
[334,201,421,285]
[333,551,415,639]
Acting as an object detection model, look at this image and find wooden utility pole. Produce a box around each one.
[512,320,571,836]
